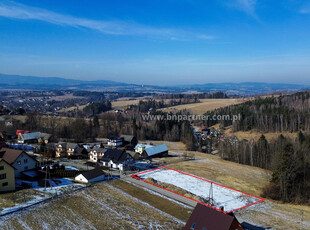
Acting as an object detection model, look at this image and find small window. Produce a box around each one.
[191,223,196,229]
[0,166,4,170]
[17,160,21,165]
[24,166,28,170]
[2,182,8,186]
[24,159,28,164]
[0,173,6,180]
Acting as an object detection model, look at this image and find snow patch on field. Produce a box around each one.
[138,168,261,212]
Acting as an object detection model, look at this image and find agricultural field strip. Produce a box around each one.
[105,183,185,225]
[134,167,265,213]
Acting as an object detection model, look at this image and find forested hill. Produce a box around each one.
[204,91,310,133]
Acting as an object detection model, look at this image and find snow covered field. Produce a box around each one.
[137,167,264,213]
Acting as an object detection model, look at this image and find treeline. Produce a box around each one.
[219,133,310,204]
[82,101,112,117]
[155,92,228,100]
[19,110,196,150]
[204,92,310,132]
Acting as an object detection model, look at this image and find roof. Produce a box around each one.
[39,133,52,140]
[91,148,107,153]
[56,142,78,149]
[67,143,78,149]
[0,148,37,164]
[184,203,240,230]
[108,135,123,141]
[80,168,105,180]
[120,135,136,142]
[101,149,131,163]
[144,144,168,157]
[75,147,88,155]
[20,132,41,141]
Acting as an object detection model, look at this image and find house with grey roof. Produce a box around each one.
[18,132,52,144]
[135,144,168,158]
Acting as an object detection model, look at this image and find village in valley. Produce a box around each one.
[1,1,310,229]
[1,100,309,230]
[0,119,262,230]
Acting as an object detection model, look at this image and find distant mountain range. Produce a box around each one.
[0,73,309,96]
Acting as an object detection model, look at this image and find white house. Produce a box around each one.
[75,168,105,183]
[100,149,133,171]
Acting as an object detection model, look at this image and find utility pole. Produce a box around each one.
[209,182,214,206]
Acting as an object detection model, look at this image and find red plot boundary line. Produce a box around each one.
[131,166,265,214]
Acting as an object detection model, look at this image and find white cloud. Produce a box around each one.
[0,1,214,41]
[300,7,310,14]
[232,0,259,20]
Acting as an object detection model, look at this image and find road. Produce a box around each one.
[121,175,197,208]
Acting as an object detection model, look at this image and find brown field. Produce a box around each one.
[161,98,249,114]
[58,103,89,112]
[111,99,141,108]
[47,93,85,102]
[223,126,298,141]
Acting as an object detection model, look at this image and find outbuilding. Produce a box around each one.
[75,168,105,183]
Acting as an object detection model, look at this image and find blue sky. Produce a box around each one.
[0,0,310,85]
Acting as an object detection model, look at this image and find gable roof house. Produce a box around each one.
[55,142,79,158]
[135,144,168,158]
[0,158,16,193]
[120,135,138,148]
[18,131,40,144]
[89,148,107,162]
[184,203,244,230]
[70,147,89,159]
[75,168,105,183]
[18,132,52,144]
[100,149,133,171]
[0,148,38,178]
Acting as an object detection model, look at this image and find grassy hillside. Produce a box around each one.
[0,183,185,230]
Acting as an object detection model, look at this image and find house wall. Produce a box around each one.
[107,140,123,147]
[67,148,74,156]
[0,160,15,192]
[90,151,104,162]
[75,174,88,183]
[135,146,145,154]
[11,153,37,178]
[56,146,67,157]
